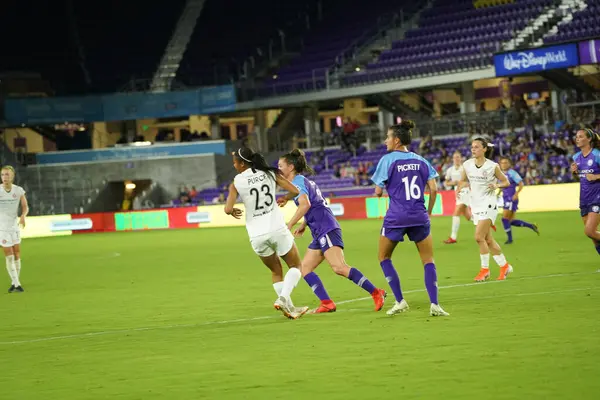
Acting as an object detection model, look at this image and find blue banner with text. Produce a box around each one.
[494,43,579,77]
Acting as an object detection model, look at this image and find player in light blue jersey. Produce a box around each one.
[277,149,387,314]
[498,156,539,244]
[571,129,600,256]
[371,120,449,317]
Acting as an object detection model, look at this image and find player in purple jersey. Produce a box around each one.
[277,149,387,314]
[371,120,449,317]
[498,157,539,244]
[570,129,600,256]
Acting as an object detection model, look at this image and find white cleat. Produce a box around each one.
[293,306,310,317]
[274,296,298,319]
[386,299,410,316]
[430,303,450,317]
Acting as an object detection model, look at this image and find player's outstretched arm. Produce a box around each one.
[275,175,300,207]
[224,183,242,219]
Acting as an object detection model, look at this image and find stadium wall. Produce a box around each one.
[21,184,581,239]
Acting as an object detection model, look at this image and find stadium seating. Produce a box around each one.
[257,0,425,97]
[544,0,600,43]
[342,0,553,86]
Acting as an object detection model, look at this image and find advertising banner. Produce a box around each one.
[494,43,579,76]
[4,96,104,125]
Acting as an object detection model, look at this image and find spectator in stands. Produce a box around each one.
[341,161,356,179]
[333,164,342,179]
[366,161,376,176]
[212,193,225,204]
[179,185,190,204]
[355,161,368,186]
[342,118,360,152]
[188,186,198,200]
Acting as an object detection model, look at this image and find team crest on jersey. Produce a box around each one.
[588,159,594,167]
[12,194,16,198]
[319,237,327,246]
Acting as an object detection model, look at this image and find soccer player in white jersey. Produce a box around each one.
[224,147,308,320]
[0,166,28,293]
[443,151,472,244]
[459,138,514,282]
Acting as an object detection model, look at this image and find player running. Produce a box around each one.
[443,151,472,244]
[224,147,308,319]
[277,149,386,314]
[498,156,539,244]
[459,138,514,281]
[371,120,449,317]
[570,128,600,256]
[1,166,28,293]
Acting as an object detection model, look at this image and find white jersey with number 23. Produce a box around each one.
[233,169,287,239]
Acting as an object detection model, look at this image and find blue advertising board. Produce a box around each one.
[3,85,237,125]
[494,43,579,77]
[4,96,104,125]
[36,141,228,165]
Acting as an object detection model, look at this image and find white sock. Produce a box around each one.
[273,281,284,296]
[480,254,490,269]
[5,255,19,286]
[451,216,460,240]
[493,254,508,267]
[280,268,302,299]
[15,259,21,277]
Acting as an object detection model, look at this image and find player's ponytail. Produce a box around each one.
[281,148,315,176]
[233,147,280,178]
[473,136,495,159]
[389,119,416,146]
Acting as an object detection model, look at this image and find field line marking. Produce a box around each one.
[1,270,598,345]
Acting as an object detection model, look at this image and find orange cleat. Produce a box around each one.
[313,300,337,314]
[443,237,457,244]
[497,264,513,280]
[371,288,387,311]
[474,268,491,282]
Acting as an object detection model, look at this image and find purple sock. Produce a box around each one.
[348,267,376,294]
[511,219,535,230]
[502,218,513,241]
[304,272,331,301]
[380,259,403,302]
[595,242,600,256]
[424,263,438,305]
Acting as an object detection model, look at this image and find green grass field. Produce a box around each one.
[0,211,598,399]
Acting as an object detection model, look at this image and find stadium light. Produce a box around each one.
[125,183,136,190]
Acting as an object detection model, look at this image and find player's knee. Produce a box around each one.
[474,233,486,243]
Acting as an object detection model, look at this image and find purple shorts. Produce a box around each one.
[308,229,345,252]
[381,223,430,243]
[580,204,600,217]
[503,199,519,212]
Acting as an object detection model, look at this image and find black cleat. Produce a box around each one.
[505,240,513,245]
[8,285,15,293]
[14,286,24,292]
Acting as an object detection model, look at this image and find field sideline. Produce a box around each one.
[0,211,598,399]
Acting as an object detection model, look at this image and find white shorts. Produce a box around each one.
[0,230,21,247]
[456,188,471,207]
[472,207,499,226]
[249,228,295,257]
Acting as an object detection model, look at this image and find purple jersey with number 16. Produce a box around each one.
[371,151,438,228]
